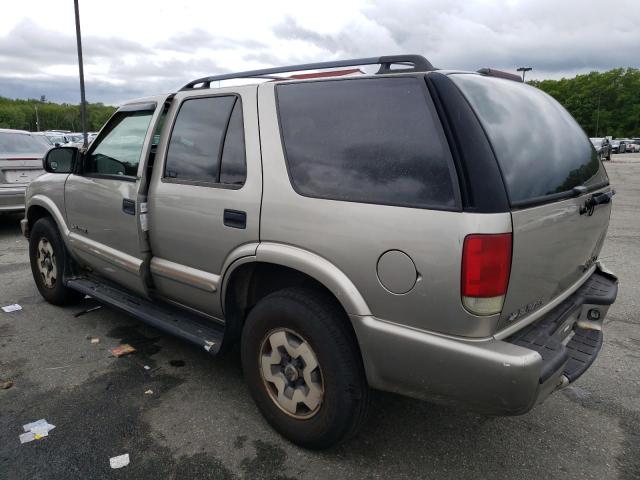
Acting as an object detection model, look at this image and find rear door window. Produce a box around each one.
[165,95,246,186]
[450,74,608,206]
[276,77,457,209]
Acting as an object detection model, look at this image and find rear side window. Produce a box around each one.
[165,96,246,186]
[451,74,608,205]
[276,77,456,209]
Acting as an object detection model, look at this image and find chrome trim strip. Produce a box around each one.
[494,265,597,340]
[150,257,219,293]
[68,232,142,275]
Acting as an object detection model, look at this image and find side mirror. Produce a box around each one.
[43,146,78,173]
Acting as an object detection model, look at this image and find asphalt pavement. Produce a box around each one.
[1,154,639,479]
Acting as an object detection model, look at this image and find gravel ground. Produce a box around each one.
[1,154,639,479]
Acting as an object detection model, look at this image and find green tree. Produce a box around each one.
[0,96,116,132]
[529,68,640,138]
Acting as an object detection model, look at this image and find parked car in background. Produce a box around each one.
[617,139,637,153]
[32,131,67,147]
[610,139,623,154]
[627,139,640,153]
[64,132,98,149]
[590,137,611,161]
[0,129,48,212]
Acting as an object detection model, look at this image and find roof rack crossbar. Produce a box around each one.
[180,54,435,91]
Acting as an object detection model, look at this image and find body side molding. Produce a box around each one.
[150,257,219,293]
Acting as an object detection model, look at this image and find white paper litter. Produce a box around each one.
[110,453,130,469]
[2,304,22,313]
[19,419,56,444]
[143,365,151,370]
[19,432,36,444]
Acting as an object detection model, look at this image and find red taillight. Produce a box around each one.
[461,233,512,315]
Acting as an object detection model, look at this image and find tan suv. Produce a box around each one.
[22,55,617,448]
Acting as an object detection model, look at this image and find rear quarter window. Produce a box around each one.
[276,77,457,209]
[450,74,608,205]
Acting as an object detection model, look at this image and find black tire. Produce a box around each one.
[29,217,83,305]
[241,287,369,449]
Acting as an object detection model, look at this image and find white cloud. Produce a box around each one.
[0,0,638,104]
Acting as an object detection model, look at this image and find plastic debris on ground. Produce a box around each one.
[109,453,130,469]
[143,365,151,370]
[2,304,22,313]
[144,389,153,395]
[20,419,56,444]
[1,379,13,389]
[110,344,136,357]
[90,337,100,344]
[74,305,102,318]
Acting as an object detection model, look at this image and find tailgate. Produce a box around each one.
[448,73,613,332]
[500,188,611,328]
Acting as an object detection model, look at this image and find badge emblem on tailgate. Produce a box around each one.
[507,299,544,322]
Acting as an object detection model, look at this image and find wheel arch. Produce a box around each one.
[221,243,371,343]
[26,195,70,240]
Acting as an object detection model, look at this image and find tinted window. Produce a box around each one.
[277,77,455,208]
[0,132,49,154]
[85,111,153,177]
[451,74,608,204]
[220,101,246,185]
[165,96,236,183]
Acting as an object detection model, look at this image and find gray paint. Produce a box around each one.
[147,86,262,318]
[499,189,612,331]
[22,72,616,419]
[258,81,510,338]
[376,250,417,294]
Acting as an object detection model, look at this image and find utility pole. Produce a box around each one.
[517,66,532,82]
[34,105,40,132]
[74,0,89,148]
[595,92,601,137]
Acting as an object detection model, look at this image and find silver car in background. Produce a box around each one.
[0,129,48,212]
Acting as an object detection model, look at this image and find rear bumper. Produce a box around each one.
[0,186,26,212]
[351,268,617,415]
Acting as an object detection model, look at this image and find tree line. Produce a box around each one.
[0,96,116,132]
[530,67,640,138]
[1,67,639,137]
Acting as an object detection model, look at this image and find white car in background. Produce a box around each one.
[0,129,49,212]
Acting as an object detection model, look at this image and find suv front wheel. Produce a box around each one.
[241,287,369,449]
[29,217,83,305]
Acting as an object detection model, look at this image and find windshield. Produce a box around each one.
[0,132,49,154]
[451,74,608,205]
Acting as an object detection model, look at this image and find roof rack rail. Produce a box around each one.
[477,68,523,83]
[180,55,435,91]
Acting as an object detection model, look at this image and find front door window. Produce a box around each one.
[85,111,153,178]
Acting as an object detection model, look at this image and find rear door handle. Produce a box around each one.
[122,198,136,215]
[223,209,246,229]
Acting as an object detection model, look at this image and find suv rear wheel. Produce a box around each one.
[241,287,369,449]
[29,217,83,305]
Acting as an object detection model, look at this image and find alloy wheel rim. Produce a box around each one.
[259,328,324,419]
[36,237,57,289]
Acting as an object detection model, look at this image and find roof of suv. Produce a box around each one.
[176,55,523,93]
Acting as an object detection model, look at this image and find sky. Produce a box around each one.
[1,0,639,105]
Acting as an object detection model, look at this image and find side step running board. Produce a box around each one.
[66,277,225,355]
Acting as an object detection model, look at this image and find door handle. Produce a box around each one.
[223,209,246,229]
[122,198,136,215]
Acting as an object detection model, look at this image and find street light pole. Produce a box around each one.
[74,0,88,148]
[517,66,532,82]
[595,92,601,137]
